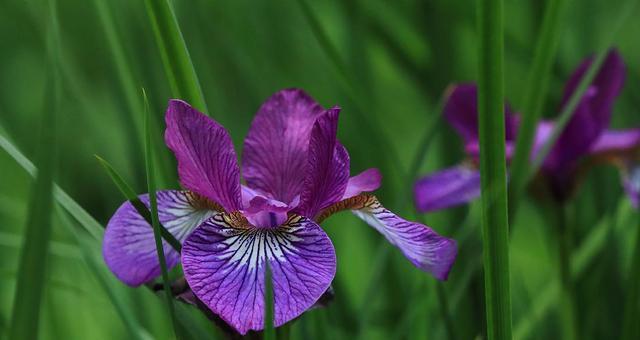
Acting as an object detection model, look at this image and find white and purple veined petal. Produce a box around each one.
[350,195,457,280]
[103,190,218,286]
[181,213,336,335]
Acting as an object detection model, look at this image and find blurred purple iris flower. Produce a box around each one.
[102,89,457,334]
[414,49,640,212]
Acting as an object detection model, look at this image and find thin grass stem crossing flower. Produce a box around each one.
[102,89,458,334]
[414,50,637,211]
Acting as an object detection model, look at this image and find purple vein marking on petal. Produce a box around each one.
[298,108,350,218]
[352,196,458,280]
[181,213,336,335]
[242,89,327,203]
[165,99,243,211]
[103,190,217,286]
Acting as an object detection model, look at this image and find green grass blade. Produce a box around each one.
[90,0,174,187]
[477,0,512,338]
[8,1,59,338]
[514,198,632,339]
[95,155,181,252]
[295,0,404,195]
[508,0,568,216]
[0,131,104,240]
[144,90,180,338]
[621,211,640,340]
[54,206,153,340]
[514,0,638,209]
[143,0,208,113]
[264,262,275,340]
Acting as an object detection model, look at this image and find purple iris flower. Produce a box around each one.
[103,89,458,334]
[414,49,638,212]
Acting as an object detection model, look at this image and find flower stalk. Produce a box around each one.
[622,212,640,340]
[557,204,578,340]
[477,0,513,339]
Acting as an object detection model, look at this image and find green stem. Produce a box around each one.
[144,92,180,339]
[436,283,456,340]
[557,204,577,340]
[621,212,640,340]
[508,0,568,218]
[477,0,512,338]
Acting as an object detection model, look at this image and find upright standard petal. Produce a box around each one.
[103,190,217,286]
[414,166,481,212]
[242,89,327,203]
[165,100,243,211]
[297,109,350,218]
[544,49,625,172]
[182,213,336,335]
[342,168,382,200]
[443,84,519,146]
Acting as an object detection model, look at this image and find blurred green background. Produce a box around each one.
[1,0,640,339]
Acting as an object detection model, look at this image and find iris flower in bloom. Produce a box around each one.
[103,89,457,334]
[414,49,636,212]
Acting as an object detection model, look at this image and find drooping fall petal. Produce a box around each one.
[103,190,217,286]
[182,213,336,335]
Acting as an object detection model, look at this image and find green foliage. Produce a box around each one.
[1,0,640,339]
[477,0,512,338]
[8,1,59,338]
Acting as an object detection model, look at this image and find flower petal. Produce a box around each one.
[589,128,640,155]
[342,168,382,200]
[103,190,217,286]
[351,195,457,280]
[182,213,336,335]
[622,164,640,208]
[242,89,327,203]
[414,166,481,213]
[443,84,519,145]
[297,109,350,218]
[165,99,242,211]
[544,49,625,171]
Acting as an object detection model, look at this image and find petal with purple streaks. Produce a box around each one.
[165,99,242,211]
[351,195,457,280]
[242,89,327,203]
[103,190,218,286]
[182,213,336,335]
[297,109,350,218]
